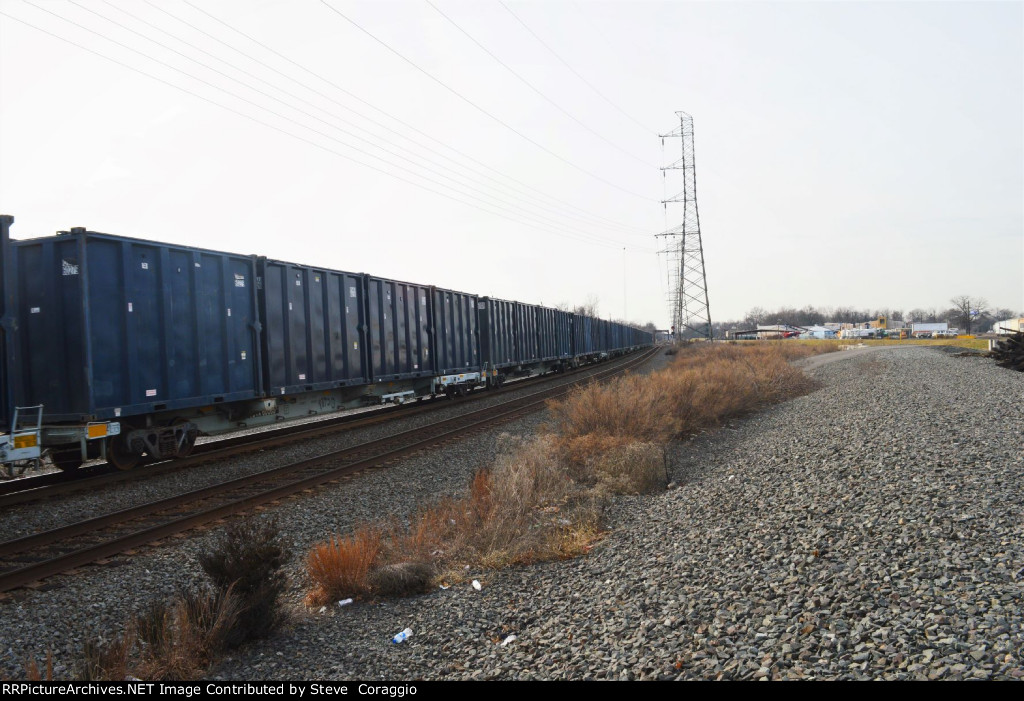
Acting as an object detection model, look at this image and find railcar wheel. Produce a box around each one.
[50,447,83,473]
[106,435,140,471]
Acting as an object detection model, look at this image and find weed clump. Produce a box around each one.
[198,517,289,648]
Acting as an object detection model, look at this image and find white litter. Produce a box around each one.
[337,598,353,607]
[500,635,517,647]
[471,580,482,591]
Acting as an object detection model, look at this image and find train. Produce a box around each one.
[0,215,653,475]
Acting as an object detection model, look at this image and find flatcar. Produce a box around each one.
[0,215,653,474]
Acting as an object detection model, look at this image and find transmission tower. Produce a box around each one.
[656,111,712,340]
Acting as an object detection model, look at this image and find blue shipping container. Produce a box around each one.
[365,276,432,382]
[431,287,479,375]
[13,230,261,422]
[259,259,368,395]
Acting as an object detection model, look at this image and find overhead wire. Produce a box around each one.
[62,0,646,249]
[3,6,636,251]
[424,0,655,169]
[168,0,650,235]
[319,0,653,201]
[498,0,658,136]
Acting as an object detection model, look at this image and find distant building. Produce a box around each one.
[800,325,837,339]
[992,317,1024,335]
[911,322,948,337]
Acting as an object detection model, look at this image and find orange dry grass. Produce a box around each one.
[552,342,827,467]
[305,528,382,606]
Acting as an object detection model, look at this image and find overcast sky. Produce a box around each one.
[1,0,1021,326]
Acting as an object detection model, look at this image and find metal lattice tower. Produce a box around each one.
[656,111,711,340]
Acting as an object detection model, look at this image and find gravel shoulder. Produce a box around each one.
[4,347,1021,680]
[206,346,1020,681]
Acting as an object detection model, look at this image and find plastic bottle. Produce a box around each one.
[392,627,413,644]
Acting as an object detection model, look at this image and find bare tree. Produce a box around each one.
[949,295,988,335]
[573,294,600,318]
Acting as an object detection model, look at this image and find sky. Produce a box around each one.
[1,0,1021,328]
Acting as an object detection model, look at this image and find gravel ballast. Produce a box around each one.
[3,347,1021,680]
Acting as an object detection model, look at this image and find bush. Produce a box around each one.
[198,518,288,648]
[306,528,382,606]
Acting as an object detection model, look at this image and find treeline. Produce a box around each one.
[713,302,1020,337]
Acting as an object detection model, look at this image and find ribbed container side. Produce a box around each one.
[14,232,261,423]
[432,287,480,375]
[365,276,432,382]
[479,297,517,368]
[259,259,368,395]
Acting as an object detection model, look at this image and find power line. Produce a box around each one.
[60,0,643,248]
[498,0,658,136]
[425,0,654,169]
[319,0,653,201]
[2,7,636,251]
[170,0,649,235]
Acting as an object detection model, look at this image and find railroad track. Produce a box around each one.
[0,347,657,593]
[0,350,648,508]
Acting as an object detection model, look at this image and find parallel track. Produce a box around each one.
[0,351,646,508]
[0,348,657,593]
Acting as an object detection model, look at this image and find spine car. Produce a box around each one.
[0,219,653,472]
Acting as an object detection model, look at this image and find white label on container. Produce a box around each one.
[345,306,349,314]
[30,307,40,314]
[128,302,133,312]
[353,341,358,350]
[114,408,121,417]
[349,286,356,298]
[299,373,306,380]
[234,274,245,288]
[227,308,231,317]
[62,259,79,275]
[195,262,201,268]
[280,387,286,395]
[241,351,247,360]
[146,389,157,397]
[314,275,320,283]
[141,262,149,270]
[295,279,301,286]
[288,302,293,311]
[414,363,419,369]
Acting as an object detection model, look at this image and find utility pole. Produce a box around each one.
[656,111,712,341]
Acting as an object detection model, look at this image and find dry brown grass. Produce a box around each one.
[305,528,382,606]
[23,651,54,681]
[77,588,239,681]
[303,342,833,601]
[551,342,829,470]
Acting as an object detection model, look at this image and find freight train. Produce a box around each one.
[0,216,653,475]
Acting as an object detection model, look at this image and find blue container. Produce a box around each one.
[479,297,517,369]
[13,230,261,423]
[365,275,432,382]
[258,259,368,395]
[515,302,541,364]
[431,287,480,374]
[0,215,13,429]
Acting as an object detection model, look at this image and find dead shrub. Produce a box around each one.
[306,527,382,606]
[590,442,666,495]
[198,517,288,648]
[76,631,133,681]
[133,588,239,681]
[368,561,434,597]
